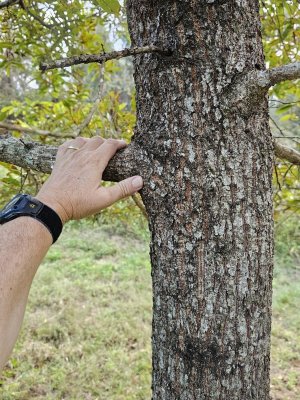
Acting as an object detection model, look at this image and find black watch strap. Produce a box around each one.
[0,194,63,244]
[35,202,63,243]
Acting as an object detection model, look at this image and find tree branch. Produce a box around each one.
[40,45,171,71]
[0,121,75,138]
[131,193,148,220]
[0,135,57,173]
[266,62,300,86]
[1,134,299,190]
[274,141,300,165]
[0,134,136,182]
[21,2,55,29]
[223,62,300,115]
[249,62,300,92]
[269,116,300,146]
[0,0,18,9]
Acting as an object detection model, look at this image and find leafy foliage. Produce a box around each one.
[0,0,137,214]
[261,0,300,97]
[0,0,130,137]
[0,0,299,216]
[260,0,300,215]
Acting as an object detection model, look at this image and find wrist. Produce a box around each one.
[34,194,69,225]
[0,194,64,244]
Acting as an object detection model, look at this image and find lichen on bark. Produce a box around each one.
[127,1,274,399]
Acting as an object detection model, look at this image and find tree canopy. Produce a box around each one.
[0,0,299,215]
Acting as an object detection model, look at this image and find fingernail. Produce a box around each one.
[132,176,143,190]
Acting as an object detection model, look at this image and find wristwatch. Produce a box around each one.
[0,194,63,243]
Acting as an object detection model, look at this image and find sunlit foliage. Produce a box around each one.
[260,0,300,215]
[0,0,299,216]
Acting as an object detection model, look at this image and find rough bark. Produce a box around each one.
[0,135,137,182]
[274,141,300,165]
[40,45,169,71]
[266,61,300,86]
[0,133,297,169]
[127,1,274,399]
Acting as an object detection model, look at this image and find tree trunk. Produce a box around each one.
[126,1,274,399]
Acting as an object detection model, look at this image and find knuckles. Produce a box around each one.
[117,181,129,198]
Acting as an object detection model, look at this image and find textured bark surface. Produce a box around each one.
[40,45,169,71]
[127,1,274,399]
[1,132,298,170]
[0,135,137,181]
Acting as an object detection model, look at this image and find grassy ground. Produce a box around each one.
[0,220,152,400]
[271,216,300,400]
[0,216,299,399]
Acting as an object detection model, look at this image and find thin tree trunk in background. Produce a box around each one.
[127,1,274,399]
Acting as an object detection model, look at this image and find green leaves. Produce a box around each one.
[94,0,121,16]
[261,0,300,101]
[0,0,134,213]
[273,162,300,217]
[276,104,294,114]
[261,1,300,215]
[0,0,297,219]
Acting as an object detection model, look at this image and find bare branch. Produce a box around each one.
[0,135,57,173]
[274,162,281,191]
[256,62,300,89]
[269,116,300,146]
[274,136,300,139]
[0,0,18,9]
[226,62,300,112]
[22,4,55,29]
[40,45,171,72]
[274,141,300,165]
[267,62,300,86]
[131,193,148,220]
[0,134,136,182]
[269,99,300,105]
[0,121,75,139]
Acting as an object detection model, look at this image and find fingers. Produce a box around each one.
[48,135,143,219]
[58,137,126,162]
[95,139,127,169]
[82,136,105,151]
[100,176,143,208]
[58,137,87,155]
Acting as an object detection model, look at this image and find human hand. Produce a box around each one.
[36,137,143,223]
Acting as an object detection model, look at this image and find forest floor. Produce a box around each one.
[0,216,299,400]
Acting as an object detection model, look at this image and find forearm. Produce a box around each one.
[0,136,143,372]
[0,217,52,370]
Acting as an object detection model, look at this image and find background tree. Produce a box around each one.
[0,0,299,399]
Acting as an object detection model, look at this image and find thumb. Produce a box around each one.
[101,175,143,207]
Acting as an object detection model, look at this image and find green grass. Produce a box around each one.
[0,220,152,400]
[271,215,300,400]
[0,216,299,399]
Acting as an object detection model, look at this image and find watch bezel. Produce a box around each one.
[0,194,44,224]
[0,194,63,243]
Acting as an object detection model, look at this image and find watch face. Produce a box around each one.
[0,194,43,224]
